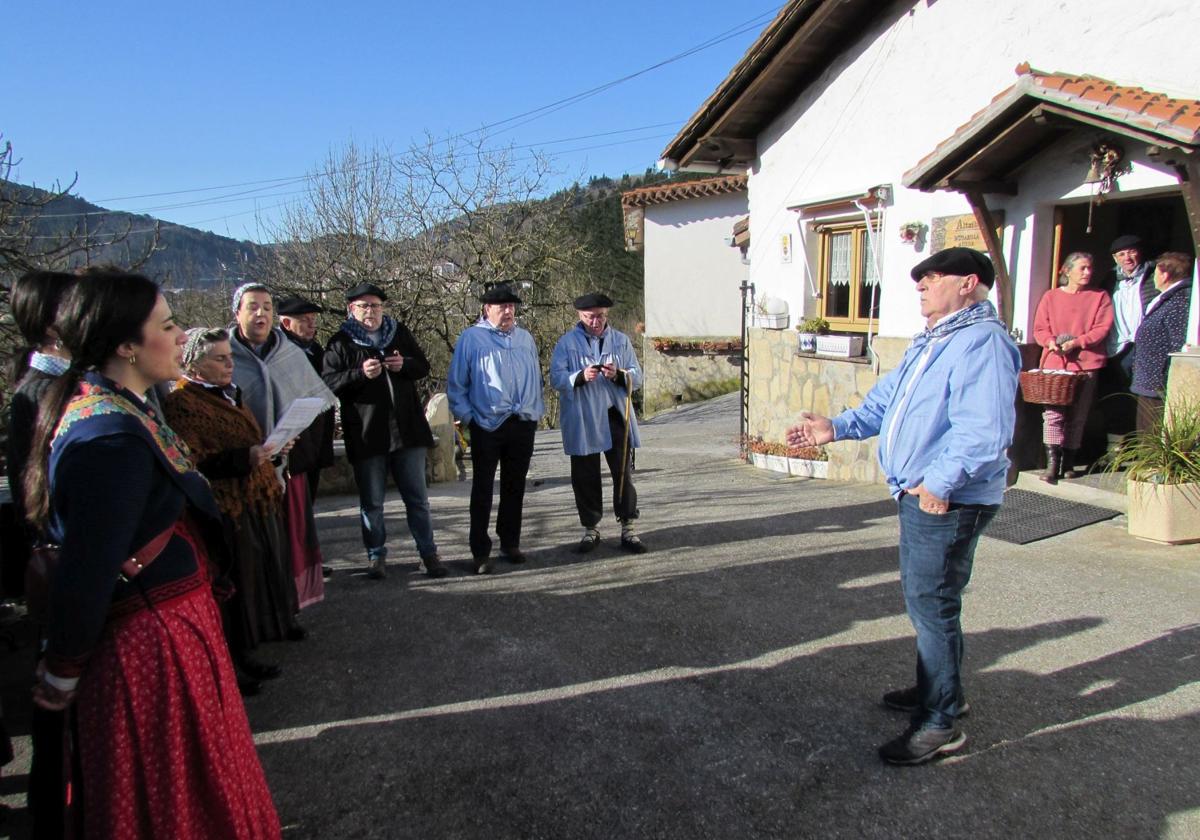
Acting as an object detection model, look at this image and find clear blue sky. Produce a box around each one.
[7,1,779,242]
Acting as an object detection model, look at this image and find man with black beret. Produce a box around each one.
[788,247,1020,765]
[322,282,445,579]
[447,283,545,573]
[1099,234,1158,439]
[549,292,647,554]
[278,296,335,512]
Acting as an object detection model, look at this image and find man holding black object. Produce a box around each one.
[322,283,445,580]
[787,248,1020,765]
[550,292,646,554]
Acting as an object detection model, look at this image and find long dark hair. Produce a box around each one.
[7,271,77,381]
[23,270,160,528]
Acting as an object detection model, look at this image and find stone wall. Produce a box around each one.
[747,328,910,484]
[643,337,742,415]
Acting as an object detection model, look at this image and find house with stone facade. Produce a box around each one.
[657,0,1200,483]
[621,175,749,414]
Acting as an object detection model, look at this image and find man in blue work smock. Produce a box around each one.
[549,292,646,555]
[787,247,1020,766]
[447,283,545,574]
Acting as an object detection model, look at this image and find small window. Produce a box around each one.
[816,221,880,332]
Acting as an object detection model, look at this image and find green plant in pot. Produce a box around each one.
[796,317,829,353]
[1105,397,1200,544]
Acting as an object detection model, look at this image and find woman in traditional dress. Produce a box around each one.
[165,328,297,690]
[1031,252,1114,483]
[23,271,280,839]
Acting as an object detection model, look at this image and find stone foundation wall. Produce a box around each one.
[643,337,742,415]
[747,328,909,484]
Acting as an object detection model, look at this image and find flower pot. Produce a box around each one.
[764,454,789,473]
[749,452,767,469]
[797,332,816,353]
[1127,479,1200,544]
[752,314,788,329]
[788,458,829,478]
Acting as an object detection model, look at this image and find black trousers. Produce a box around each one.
[1098,345,1137,436]
[570,408,638,529]
[469,416,536,558]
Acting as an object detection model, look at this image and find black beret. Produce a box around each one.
[276,295,323,316]
[910,247,995,287]
[479,283,522,305]
[573,292,614,309]
[345,282,388,302]
[1110,234,1143,254]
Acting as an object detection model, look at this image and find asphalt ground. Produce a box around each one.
[3,393,1199,838]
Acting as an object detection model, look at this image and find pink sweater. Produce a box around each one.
[1032,287,1114,371]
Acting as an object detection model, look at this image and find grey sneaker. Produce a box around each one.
[878,724,966,765]
[882,686,970,718]
[367,556,387,580]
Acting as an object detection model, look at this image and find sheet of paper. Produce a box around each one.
[263,397,328,451]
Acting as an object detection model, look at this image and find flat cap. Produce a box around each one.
[479,283,522,305]
[573,292,614,309]
[910,247,995,287]
[345,282,388,302]
[1110,234,1143,254]
[277,295,323,316]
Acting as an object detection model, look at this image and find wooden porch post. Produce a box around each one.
[1179,159,1200,348]
[965,190,1012,330]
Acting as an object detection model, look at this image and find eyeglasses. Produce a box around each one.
[352,302,384,312]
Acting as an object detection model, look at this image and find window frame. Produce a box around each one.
[814,218,881,334]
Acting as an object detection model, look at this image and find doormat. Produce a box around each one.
[985,489,1120,545]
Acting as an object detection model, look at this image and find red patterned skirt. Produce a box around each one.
[75,568,281,838]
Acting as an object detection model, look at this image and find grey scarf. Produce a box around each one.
[228,325,337,435]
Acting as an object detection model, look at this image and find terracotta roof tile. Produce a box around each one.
[621,174,748,208]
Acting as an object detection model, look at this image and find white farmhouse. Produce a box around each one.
[658,0,1200,481]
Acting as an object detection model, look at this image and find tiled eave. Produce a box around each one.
[621,175,748,208]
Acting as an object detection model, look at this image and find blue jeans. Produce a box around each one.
[897,493,998,729]
[351,447,437,561]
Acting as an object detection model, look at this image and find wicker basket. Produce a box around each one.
[1019,369,1084,406]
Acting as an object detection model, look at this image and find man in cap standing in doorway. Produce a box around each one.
[787,247,1020,765]
[447,283,545,574]
[549,292,647,554]
[322,282,446,580]
[1099,234,1158,440]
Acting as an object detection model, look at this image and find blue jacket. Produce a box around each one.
[831,302,1020,504]
[447,320,545,431]
[550,323,642,456]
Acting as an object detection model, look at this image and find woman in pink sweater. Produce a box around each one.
[1031,252,1114,482]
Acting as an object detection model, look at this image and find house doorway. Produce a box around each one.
[1050,190,1190,464]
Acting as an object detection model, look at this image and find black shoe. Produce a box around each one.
[500,549,526,564]
[366,556,387,580]
[473,556,493,575]
[576,532,601,554]
[239,658,282,681]
[322,565,333,578]
[878,724,966,765]
[237,673,262,697]
[882,686,971,718]
[620,535,647,554]
[285,625,308,642]
[421,553,448,578]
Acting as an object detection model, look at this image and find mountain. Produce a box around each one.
[0,183,264,288]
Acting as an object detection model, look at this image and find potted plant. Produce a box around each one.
[795,317,830,353]
[898,220,927,244]
[743,436,790,473]
[787,445,829,479]
[1105,398,1200,544]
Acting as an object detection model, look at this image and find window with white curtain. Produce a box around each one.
[817,221,880,332]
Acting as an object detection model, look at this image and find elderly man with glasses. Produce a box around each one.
[322,282,445,580]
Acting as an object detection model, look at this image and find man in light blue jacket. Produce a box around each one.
[447,283,545,574]
[788,247,1020,766]
[550,293,646,554]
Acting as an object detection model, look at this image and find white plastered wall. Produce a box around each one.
[744,0,1199,339]
[643,191,749,336]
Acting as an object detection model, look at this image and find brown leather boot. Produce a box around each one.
[1040,445,1061,484]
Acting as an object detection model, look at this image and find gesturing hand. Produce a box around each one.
[786,411,835,448]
